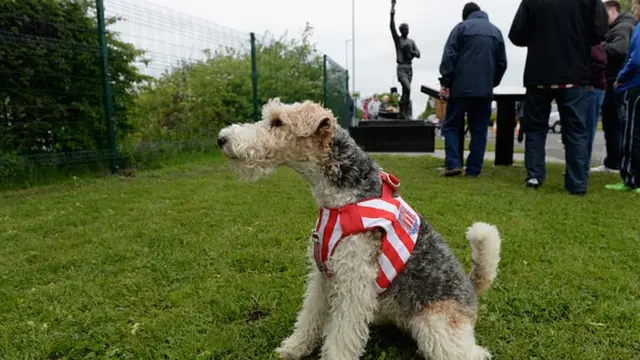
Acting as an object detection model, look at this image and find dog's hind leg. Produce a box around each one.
[409,301,491,360]
[319,234,380,360]
[276,267,328,359]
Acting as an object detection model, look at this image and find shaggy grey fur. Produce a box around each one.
[323,126,477,314]
[388,218,477,313]
[324,127,382,198]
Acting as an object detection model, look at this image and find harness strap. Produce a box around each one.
[380,171,400,199]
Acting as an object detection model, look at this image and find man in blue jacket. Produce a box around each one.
[438,2,507,177]
[606,3,640,193]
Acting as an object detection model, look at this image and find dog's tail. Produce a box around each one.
[466,222,502,296]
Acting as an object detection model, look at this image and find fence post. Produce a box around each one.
[96,0,118,175]
[346,70,351,124]
[323,55,328,106]
[250,32,259,122]
[345,70,350,96]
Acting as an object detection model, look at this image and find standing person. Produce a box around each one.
[606,3,640,193]
[380,95,391,112]
[437,2,507,177]
[592,0,637,174]
[508,0,608,195]
[368,94,381,120]
[586,44,608,172]
[362,98,370,120]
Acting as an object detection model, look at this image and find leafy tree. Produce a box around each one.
[127,24,325,143]
[0,0,147,157]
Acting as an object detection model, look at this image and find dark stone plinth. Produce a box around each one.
[349,120,436,153]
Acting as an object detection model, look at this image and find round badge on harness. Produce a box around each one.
[398,206,419,235]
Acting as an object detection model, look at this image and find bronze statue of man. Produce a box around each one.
[390,0,420,119]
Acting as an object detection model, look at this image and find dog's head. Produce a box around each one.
[217,98,337,180]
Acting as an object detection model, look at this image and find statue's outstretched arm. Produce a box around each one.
[390,3,399,43]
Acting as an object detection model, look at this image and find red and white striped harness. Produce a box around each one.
[312,171,421,295]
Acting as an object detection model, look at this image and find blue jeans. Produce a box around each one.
[585,88,605,171]
[522,86,590,193]
[441,98,492,176]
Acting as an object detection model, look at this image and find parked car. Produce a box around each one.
[549,104,561,133]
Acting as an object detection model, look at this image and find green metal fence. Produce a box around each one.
[324,55,350,129]
[0,0,349,187]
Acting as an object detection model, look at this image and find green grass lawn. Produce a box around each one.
[1,153,638,359]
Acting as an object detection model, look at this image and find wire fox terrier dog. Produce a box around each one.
[217,99,502,360]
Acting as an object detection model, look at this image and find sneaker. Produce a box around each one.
[590,165,619,174]
[605,182,632,191]
[525,178,541,189]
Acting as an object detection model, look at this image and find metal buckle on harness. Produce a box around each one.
[312,231,333,278]
[381,171,400,190]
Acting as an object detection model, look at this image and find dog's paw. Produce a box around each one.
[274,337,313,359]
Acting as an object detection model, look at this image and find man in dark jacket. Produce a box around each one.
[437,2,507,177]
[508,0,608,195]
[592,0,637,174]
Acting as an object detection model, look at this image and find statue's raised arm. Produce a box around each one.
[390,0,399,43]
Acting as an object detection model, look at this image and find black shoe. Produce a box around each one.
[569,191,586,196]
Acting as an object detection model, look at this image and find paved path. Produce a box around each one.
[371,130,608,165]
[536,131,607,166]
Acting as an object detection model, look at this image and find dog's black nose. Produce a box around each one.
[217,136,228,148]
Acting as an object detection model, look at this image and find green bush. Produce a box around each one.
[0,153,24,179]
[126,24,324,143]
[0,0,147,157]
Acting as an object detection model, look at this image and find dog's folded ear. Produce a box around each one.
[314,116,334,135]
[289,102,337,138]
[292,115,336,138]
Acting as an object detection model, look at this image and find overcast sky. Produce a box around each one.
[108,0,529,115]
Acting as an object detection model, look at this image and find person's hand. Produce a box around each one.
[439,87,450,100]
[391,0,396,14]
[614,81,620,88]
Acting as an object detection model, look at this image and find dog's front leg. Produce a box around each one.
[320,234,379,360]
[275,265,328,359]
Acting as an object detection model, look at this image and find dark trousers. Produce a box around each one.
[585,88,606,168]
[601,80,625,169]
[621,86,640,188]
[522,86,589,193]
[441,98,492,176]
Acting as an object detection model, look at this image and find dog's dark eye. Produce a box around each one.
[271,118,283,128]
